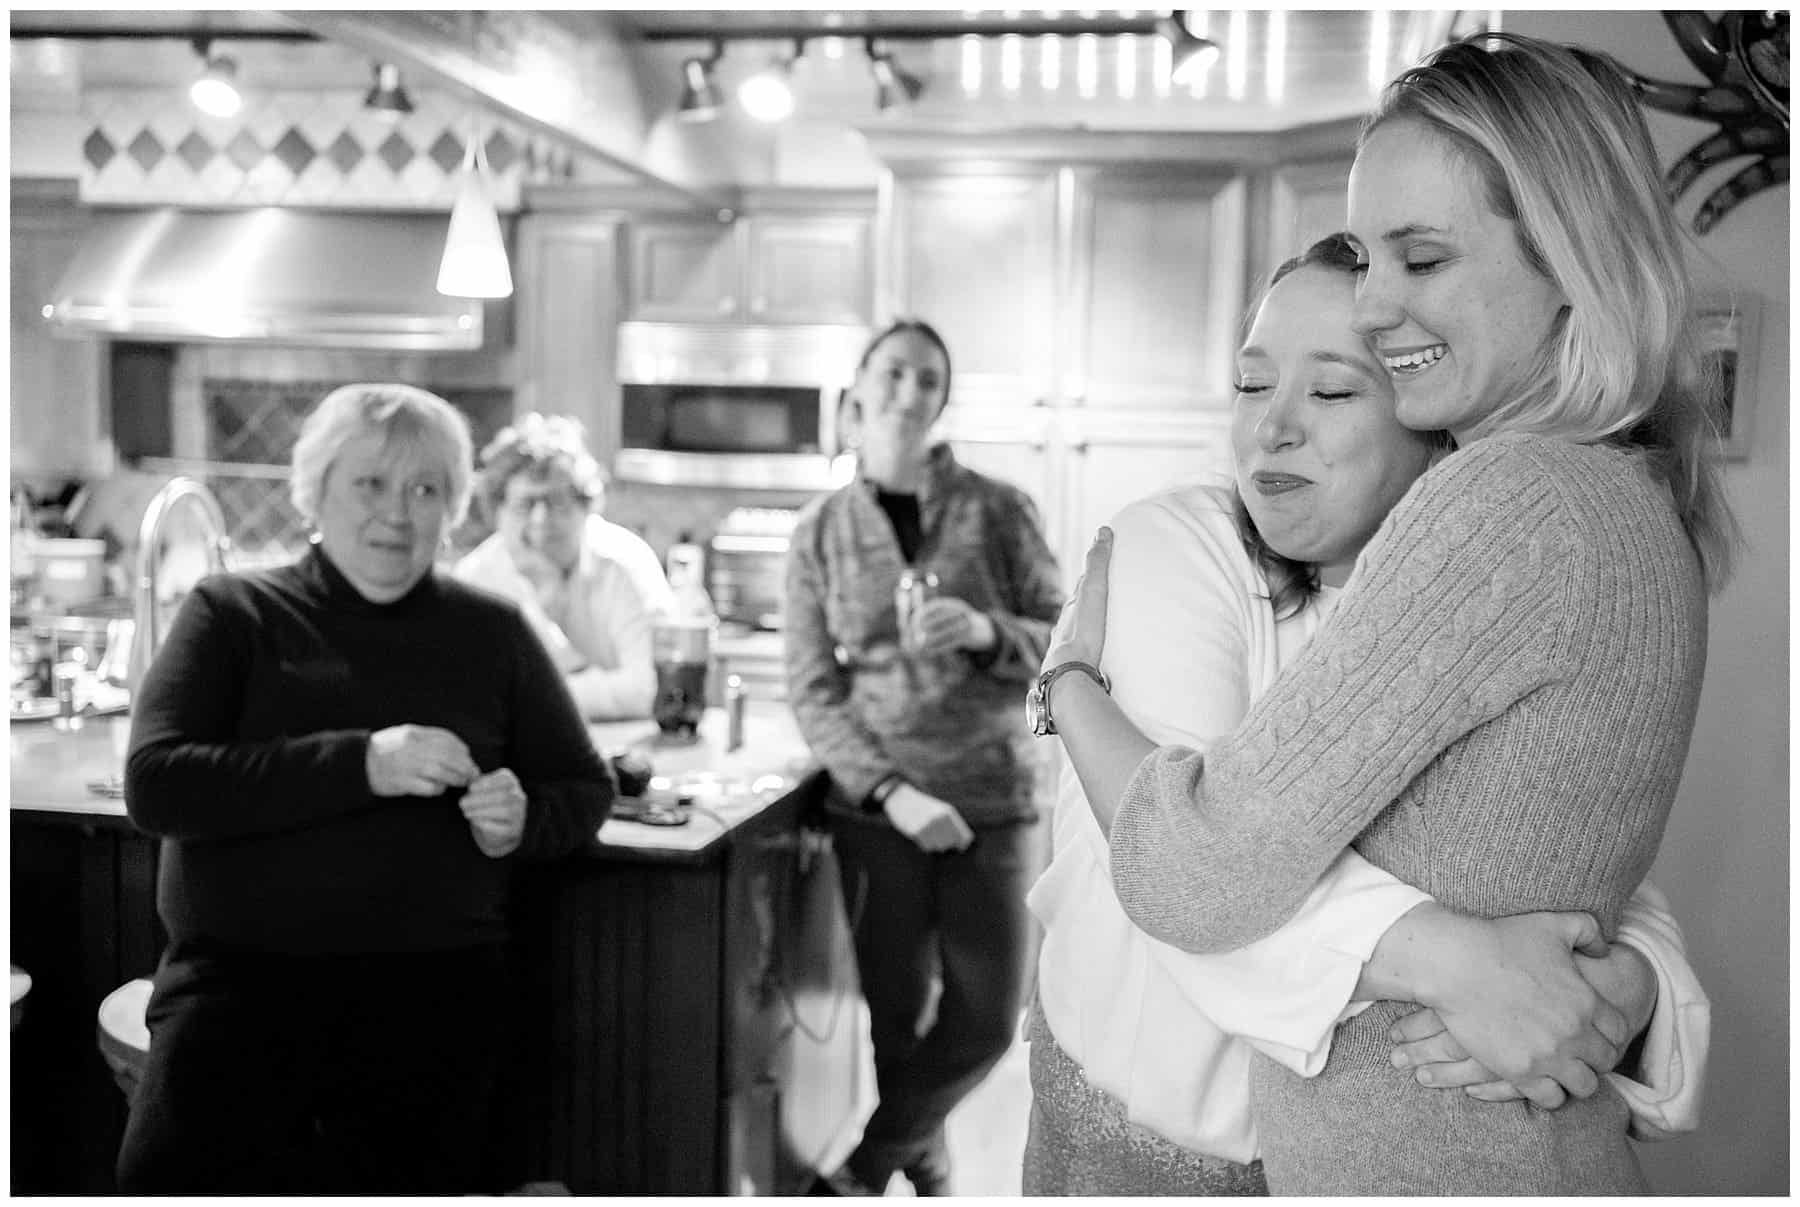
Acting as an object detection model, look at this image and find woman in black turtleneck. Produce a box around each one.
[117,384,615,1194]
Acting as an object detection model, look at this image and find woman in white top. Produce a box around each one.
[1022,234,1708,1195]
[454,413,676,721]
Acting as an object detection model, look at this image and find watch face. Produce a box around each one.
[1026,681,1050,736]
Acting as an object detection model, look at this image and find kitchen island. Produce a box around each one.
[10,703,868,1195]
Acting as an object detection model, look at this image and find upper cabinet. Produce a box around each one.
[625,192,874,325]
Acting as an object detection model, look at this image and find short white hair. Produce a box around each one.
[289,383,474,526]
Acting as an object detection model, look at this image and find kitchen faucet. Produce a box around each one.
[128,476,230,696]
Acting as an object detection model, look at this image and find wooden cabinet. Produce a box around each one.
[1268,157,1354,269]
[866,124,1359,582]
[506,776,865,1196]
[11,178,108,477]
[514,211,625,462]
[742,215,870,324]
[625,198,873,326]
[881,169,1060,397]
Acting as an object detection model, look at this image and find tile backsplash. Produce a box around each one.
[78,85,572,210]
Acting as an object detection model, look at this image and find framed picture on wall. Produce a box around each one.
[1698,293,1760,460]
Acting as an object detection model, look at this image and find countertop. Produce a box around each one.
[10,700,818,861]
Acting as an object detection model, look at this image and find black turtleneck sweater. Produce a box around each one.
[126,546,615,956]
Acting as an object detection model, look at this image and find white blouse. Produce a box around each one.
[1027,477,1708,1161]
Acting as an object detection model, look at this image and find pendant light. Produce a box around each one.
[436,118,513,299]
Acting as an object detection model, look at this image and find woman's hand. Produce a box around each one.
[1388,938,1658,1105]
[882,783,975,853]
[461,767,527,858]
[1041,527,1113,675]
[1399,906,1628,1110]
[907,596,997,657]
[366,724,479,797]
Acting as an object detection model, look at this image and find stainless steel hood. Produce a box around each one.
[43,208,487,350]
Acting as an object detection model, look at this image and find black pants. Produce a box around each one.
[830,815,1038,1187]
[116,940,508,1195]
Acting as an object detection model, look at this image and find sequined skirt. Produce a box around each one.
[1021,997,1268,1197]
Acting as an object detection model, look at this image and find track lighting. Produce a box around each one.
[867,41,925,112]
[363,62,415,121]
[1159,13,1222,85]
[677,43,725,122]
[188,38,242,119]
[738,43,801,123]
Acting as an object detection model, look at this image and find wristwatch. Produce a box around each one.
[1027,661,1110,737]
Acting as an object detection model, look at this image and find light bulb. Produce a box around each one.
[738,68,795,122]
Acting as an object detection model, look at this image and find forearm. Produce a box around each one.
[565,662,656,721]
[1052,671,1156,836]
[1355,900,1460,1004]
[125,731,380,838]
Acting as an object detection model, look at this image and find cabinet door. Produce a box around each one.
[936,403,1057,532]
[1068,168,1248,411]
[1055,411,1234,590]
[12,187,106,476]
[743,216,871,325]
[1267,159,1352,275]
[516,214,624,462]
[628,218,740,321]
[882,170,1059,403]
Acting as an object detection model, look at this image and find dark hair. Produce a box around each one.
[472,412,605,523]
[1233,233,1454,619]
[856,317,954,415]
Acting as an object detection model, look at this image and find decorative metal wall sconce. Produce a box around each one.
[1621,11,1789,235]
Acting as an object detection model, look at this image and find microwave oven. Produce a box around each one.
[613,321,867,492]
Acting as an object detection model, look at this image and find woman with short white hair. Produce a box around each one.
[118,383,615,1193]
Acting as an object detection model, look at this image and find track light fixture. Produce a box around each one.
[1160,13,1223,85]
[738,41,802,123]
[649,12,1223,120]
[866,40,925,112]
[363,62,415,121]
[188,38,242,119]
[677,43,725,122]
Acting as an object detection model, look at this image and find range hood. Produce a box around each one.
[43,208,487,351]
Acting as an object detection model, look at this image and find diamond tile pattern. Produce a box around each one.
[226,130,264,172]
[77,87,547,210]
[377,130,416,174]
[176,132,214,173]
[127,129,165,172]
[83,129,116,172]
[428,131,465,175]
[327,131,364,175]
[271,127,317,176]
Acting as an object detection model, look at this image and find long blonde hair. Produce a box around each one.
[1367,31,1738,589]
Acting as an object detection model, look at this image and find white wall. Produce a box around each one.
[1507,11,1790,1196]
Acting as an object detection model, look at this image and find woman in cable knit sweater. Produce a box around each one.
[1042,34,1736,1195]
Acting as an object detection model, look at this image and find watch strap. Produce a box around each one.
[1034,660,1110,736]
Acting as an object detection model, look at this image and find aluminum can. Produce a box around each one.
[895,568,939,648]
[725,674,747,751]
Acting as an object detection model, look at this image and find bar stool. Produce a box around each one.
[97,977,154,1103]
[10,964,30,1031]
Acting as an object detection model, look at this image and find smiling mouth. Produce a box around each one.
[1250,471,1313,496]
[1381,344,1447,375]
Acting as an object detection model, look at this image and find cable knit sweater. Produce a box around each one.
[1108,434,1709,1195]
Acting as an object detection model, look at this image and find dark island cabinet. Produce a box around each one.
[503,773,865,1195]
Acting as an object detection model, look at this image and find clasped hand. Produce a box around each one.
[365,724,526,858]
[904,596,997,658]
[1390,909,1645,1110]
